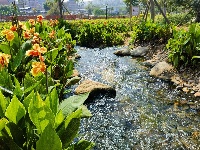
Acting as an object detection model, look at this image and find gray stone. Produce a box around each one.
[130,46,149,57]
[150,61,173,77]
[113,48,130,56]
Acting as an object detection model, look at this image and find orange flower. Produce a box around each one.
[39,47,47,54]
[1,29,15,41]
[24,31,31,39]
[29,19,35,26]
[37,15,44,23]
[29,27,35,34]
[10,25,17,31]
[31,61,46,76]
[26,44,47,57]
[49,30,55,38]
[0,52,11,69]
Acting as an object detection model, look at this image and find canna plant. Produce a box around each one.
[166,23,200,67]
[0,14,94,149]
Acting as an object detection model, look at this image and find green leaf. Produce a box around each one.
[21,40,32,51]
[79,105,92,118]
[74,139,95,150]
[0,86,13,95]
[11,49,23,72]
[0,91,9,117]
[57,109,82,148]
[5,95,26,124]
[36,125,62,150]
[28,93,55,134]
[0,118,8,131]
[24,74,42,94]
[13,77,23,99]
[23,91,34,111]
[46,48,59,63]
[55,110,64,129]
[45,88,58,116]
[0,44,10,54]
[58,93,89,116]
[192,56,200,59]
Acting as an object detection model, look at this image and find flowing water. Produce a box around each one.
[74,46,200,150]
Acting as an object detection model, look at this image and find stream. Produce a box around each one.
[75,46,200,150]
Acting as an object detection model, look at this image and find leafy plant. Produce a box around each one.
[166,23,200,67]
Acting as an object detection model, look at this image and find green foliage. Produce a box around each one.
[131,20,172,45]
[58,19,130,48]
[166,23,200,67]
[0,89,93,149]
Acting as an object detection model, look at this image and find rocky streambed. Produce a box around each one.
[71,46,200,149]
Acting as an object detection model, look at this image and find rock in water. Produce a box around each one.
[130,46,149,57]
[75,80,116,103]
[113,48,131,56]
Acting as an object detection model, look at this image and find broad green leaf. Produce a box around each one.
[21,40,32,51]
[57,109,82,148]
[11,49,24,72]
[55,110,64,129]
[0,91,9,117]
[45,88,58,115]
[5,122,24,148]
[28,93,55,134]
[0,44,10,54]
[58,93,89,116]
[13,77,23,99]
[5,95,26,124]
[65,60,74,78]
[46,48,59,63]
[0,118,8,131]
[79,105,92,118]
[24,77,42,94]
[36,125,62,150]
[192,56,200,59]
[23,91,34,111]
[74,139,95,150]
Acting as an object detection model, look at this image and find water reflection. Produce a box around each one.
[75,47,200,149]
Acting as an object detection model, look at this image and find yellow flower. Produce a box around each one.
[1,29,15,41]
[39,47,47,54]
[31,61,46,76]
[49,30,55,38]
[0,52,11,69]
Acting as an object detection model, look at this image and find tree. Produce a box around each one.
[169,0,200,22]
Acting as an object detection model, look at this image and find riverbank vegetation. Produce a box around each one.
[0,2,200,148]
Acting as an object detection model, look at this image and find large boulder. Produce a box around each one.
[150,61,173,77]
[130,46,149,57]
[113,48,130,56]
[75,80,116,102]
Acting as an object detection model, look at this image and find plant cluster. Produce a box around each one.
[58,19,131,48]
[130,20,172,45]
[166,23,200,67]
[0,15,94,149]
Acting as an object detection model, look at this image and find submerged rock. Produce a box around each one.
[75,80,116,102]
[130,46,149,57]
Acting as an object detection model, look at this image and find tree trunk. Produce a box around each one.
[150,0,155,22]
[195,11,200,23]
[58,0,63,19]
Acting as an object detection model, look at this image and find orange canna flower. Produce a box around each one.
[39,47,47,54]
[31,61,46,76]
[49,30,55,38]
[0,52,11,69]
[26,44,47,57]
[1,29,15,41]
[37,15,44,23]
[10,25,17,31]
[29,19,35,26]
[24,31,31,39]
[29,27,35,34]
